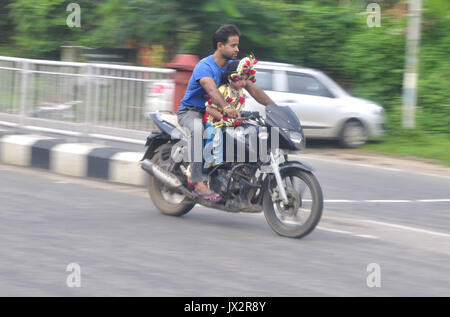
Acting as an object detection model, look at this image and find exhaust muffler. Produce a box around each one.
[141,159,196,200]
[141,159,182,188]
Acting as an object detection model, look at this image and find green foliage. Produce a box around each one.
[7,0,98,58]
[0,0,14,45]
[343,17,406,112]
[362,132,450,166]
[416,2,450,134]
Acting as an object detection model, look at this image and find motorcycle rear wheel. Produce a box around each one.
[147,146,195,217]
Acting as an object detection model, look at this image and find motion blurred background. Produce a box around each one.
[0,0,449,163]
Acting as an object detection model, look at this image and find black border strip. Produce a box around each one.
[87,147,125,180]
[31,139,69,170]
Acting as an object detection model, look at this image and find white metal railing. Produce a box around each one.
[0,56,176,143]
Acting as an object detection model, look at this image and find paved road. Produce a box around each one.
[1,156,449,296]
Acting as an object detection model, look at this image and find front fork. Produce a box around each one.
[270,152,289,204]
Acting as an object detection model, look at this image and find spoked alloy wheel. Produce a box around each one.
[263,169,323,238]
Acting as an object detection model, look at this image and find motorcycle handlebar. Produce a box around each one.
[239,111,261,120]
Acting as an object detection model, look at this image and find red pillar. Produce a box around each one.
[165,54,200,113]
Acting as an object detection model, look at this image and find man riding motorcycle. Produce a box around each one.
[176,24,275,203]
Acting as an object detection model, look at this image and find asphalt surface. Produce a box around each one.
[1,154,449,296]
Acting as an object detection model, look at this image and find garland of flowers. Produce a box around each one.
[203,54,258,126]
[204,86,246,126]
[231,54,258,83]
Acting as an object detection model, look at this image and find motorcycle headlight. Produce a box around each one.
[289,131,305,150]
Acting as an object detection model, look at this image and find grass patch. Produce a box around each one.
[361,131,450,166]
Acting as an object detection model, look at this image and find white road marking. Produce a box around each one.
[297,154,405,172]
[364,199,412,203]
[316,226,352,234]
[317,226,378,239]
[354,234,378,239]
[199,207,378,239]
[363,220,450,238]
[201,202,449,240]
[22,126,82,137]
[0,121,19,127]
[297,154,450,179]
[323,199,450,203]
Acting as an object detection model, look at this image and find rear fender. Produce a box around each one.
[141,131,170,161]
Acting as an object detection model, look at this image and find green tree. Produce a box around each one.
[416,0,450,133]
[8,0,100,58]
[0,0,14,46]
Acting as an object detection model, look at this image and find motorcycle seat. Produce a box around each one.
[159,112,190,138]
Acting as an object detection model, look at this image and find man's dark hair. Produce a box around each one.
[220,60,240,85]
[213,24,241,50]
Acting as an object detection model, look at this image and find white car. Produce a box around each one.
[244,61,385,148]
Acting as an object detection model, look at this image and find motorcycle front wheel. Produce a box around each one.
[263,168,323,238]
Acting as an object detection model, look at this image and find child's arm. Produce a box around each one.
[206,106,224,121]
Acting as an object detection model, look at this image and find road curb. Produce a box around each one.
[0,132,147,187]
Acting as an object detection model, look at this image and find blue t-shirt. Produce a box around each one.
[178,55,232,112]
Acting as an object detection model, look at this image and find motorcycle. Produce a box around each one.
[140,105,323,238]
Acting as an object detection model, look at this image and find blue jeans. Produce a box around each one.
[204,123,223,166]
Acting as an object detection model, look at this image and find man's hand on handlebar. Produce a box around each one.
[224,107,240,119]
[240,111,260,120]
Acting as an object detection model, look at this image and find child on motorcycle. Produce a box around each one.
[203,55,258,168]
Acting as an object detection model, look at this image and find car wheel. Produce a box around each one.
[339,119,368,148]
